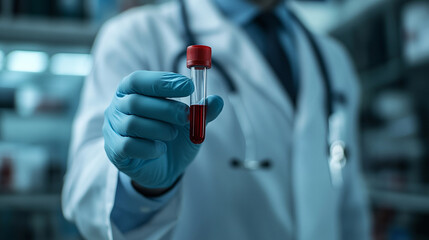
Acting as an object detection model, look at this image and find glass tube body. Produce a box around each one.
[189,66,207,144]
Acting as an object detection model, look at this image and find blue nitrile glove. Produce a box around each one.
[103,71,223,189]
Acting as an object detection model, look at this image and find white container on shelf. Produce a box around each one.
[402,1,429,65]
[0,143,49,193]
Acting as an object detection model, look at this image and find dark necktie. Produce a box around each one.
[243,11,297,107]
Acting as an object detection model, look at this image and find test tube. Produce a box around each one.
[186,45,212,144]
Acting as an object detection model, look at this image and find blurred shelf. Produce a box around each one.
[360,55,429,90]
[329,0,400,34]
[0,71,86,85]
[0,17,98,46]
[0,193,60,211]
[360,58,404,90]
[406,55,429,72]
[370,188,429,213]
[1,113,74,143]
[291,0,405,34]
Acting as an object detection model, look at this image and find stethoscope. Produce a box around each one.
[173,0,349,187]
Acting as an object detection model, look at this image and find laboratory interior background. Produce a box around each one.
[0,0,428,239]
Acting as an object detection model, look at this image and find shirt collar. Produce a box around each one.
[213,0,290,26]
[212,0,261,26]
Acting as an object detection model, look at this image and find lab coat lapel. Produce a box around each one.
[291,16,339,240]
[233,30,296,122]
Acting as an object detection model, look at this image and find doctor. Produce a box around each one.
[62,0,371,239]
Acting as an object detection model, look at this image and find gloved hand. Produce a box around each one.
[103,71,223,189]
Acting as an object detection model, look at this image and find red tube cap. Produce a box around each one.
[186,45,212,69]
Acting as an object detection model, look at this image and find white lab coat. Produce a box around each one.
[62,0,371,239]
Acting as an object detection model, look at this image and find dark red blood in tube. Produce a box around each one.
[190,105,207,144]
